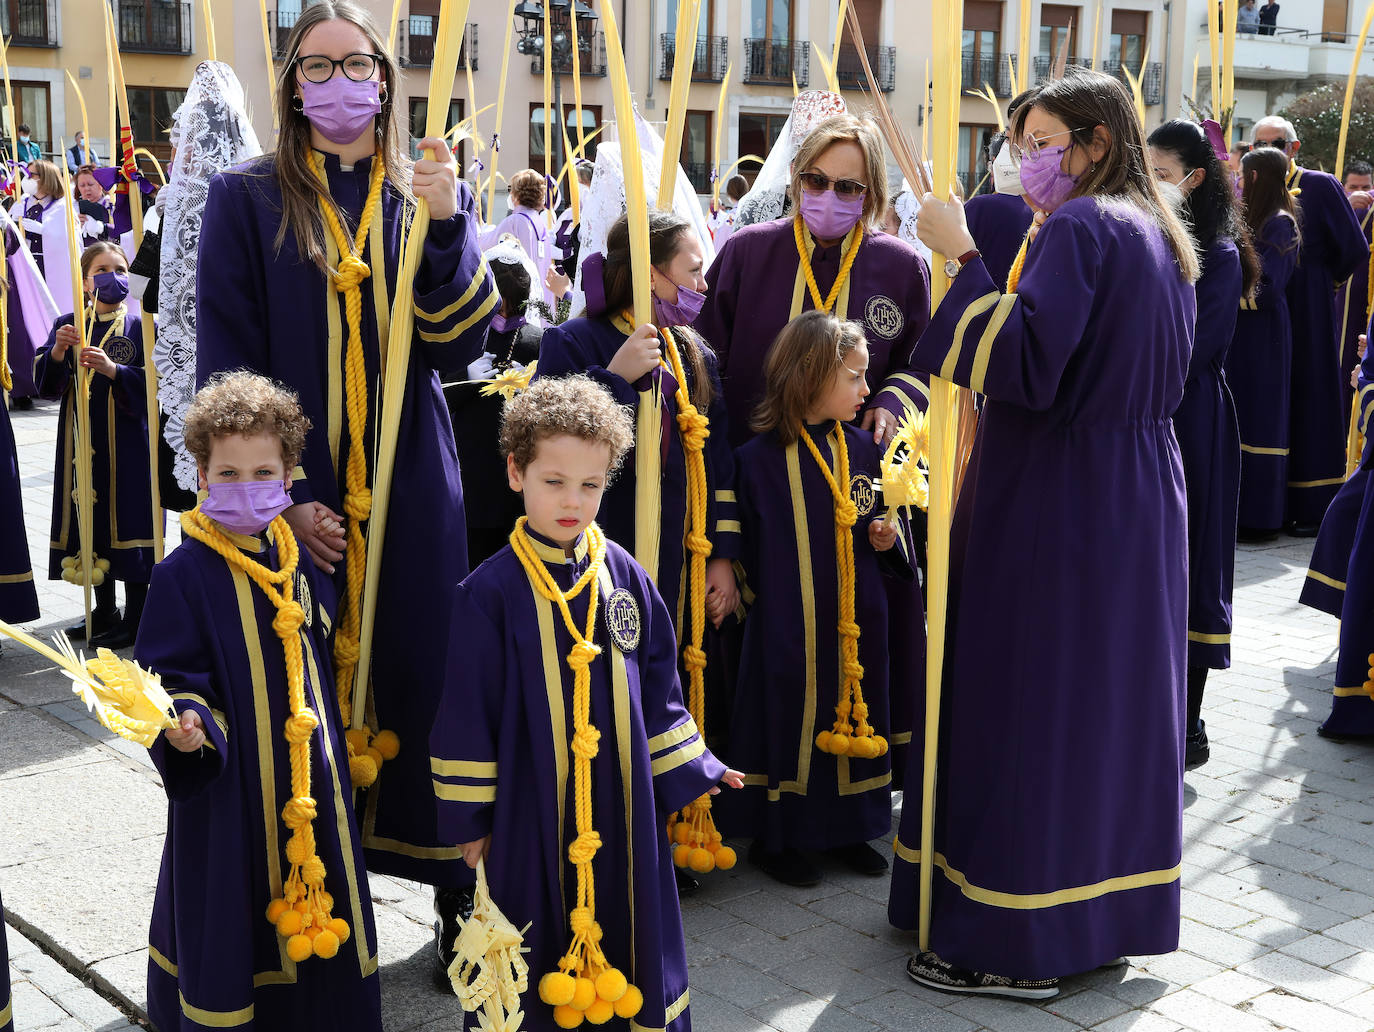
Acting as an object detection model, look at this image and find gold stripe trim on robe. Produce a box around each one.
[149,943,178,976]
[881,372,931,402]
[715,519,741,534]
[599,563,637,981]
[1186,630,1231,645]
[1288,476,1344,488]
[1305,569,1347,591]
[179,991,254,1027]
[0,995,10,1029]
[416,288,500,344]
[434,781,498,803]
[714,490,736,503]
[789,224,858,321]
[1332,684,1370,697]
[414,257,492,322]
[324,225,344,470]
[631,988,691,1032]
[1240,443,1288,456]
[940,291,1002,381]
[891,839,1181,910]
[968,294,1019,395]
[368,201,390,382]
[430,757,499,779]
[784,440,819,794]
[650,735,706,777]
[169,691,228,740]
[0,570,34,583]
[532,566,570,907]
[647,717,699,755]
[890,731,913,745]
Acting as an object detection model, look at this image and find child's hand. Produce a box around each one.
[52,324,79,360]
[79,345,118,380]
[164,711,206,753]
[545,263,571,300]
[283,502,346,574]
[1358,333,1367,360]
[607,324,663,383]
[709,768,746,795]
[869,518,898,552]
[704,558,739,627]
[459,835,491,870]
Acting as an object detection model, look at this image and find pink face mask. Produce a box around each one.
[800,189,866,241]
[300,77,381,145]
[201,481,293,536]
[1019,144,1080,212]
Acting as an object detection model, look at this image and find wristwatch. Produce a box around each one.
[944,249,981,279]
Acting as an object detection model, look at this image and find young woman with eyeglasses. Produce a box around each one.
[890,69,1198,1000]
[191,0,497,960]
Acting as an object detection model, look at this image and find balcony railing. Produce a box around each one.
[658,33,729,82]
[273,7,296,58]
[743,38,808,86]
[402,20,476,70]
[1031,53,1094,84]
[1101,59,1163,104]
[835,42,895,92]
[962,51,1013,97]
[1,0,57,47]
[531,31,608,77]
[117,0,192,54]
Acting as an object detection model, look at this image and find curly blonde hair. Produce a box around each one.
[500,375,634,475]
[184,371,312,472]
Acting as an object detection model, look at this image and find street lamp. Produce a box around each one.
[514,0,598,172]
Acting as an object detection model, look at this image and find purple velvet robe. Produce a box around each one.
[35,309,156,585]
[1176,236,1242,669]
[1335,206,1374,414]
[963,192,1033,293]
[135,525,382,1031]
[0,399,38,623]
[431,529,725,1032]
[888,197,1193,979]
[0,888,12,1032]
[196,152,497,886]
[1226,214,1299,531]
[1285,166,1369,525]
[724,422,910,852]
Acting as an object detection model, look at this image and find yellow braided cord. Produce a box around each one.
[793,214,863,314]
[1006,231,1031,294]
[181,509,351,961]
[800,425,887,760]
[513,518,643,1023]
[306,150,395,787]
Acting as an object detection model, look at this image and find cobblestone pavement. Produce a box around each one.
[3,396,1373,1031]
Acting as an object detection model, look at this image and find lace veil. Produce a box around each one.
[733,90,848,229]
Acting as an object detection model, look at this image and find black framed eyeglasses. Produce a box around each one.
[1252,138,1289,149]
[798,171,869,197]
[295,52,382,84]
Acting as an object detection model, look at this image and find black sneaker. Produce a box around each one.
[906,950,1059,1001]
[675,867,699,898]
[747,842,821,887]
[1185,720,1210,769]
[67,608,120,642]
[825,842,889,875]
[432,886,474,987]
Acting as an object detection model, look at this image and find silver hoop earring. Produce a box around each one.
[292,95,303,112]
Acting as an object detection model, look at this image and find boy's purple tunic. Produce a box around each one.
[35,309,156,584]
[725,422,909,851]
[196,152,497,885]
[134,524,382,1031]
[1176,236,1242,669]
[889,197,1192,979]
[963,192,1033,293]
[1335,205,1373,413]
[430,529,725,1032]
[1284,165,1368,525]
[0,399,37,623]
[1226,214,1299,531]
[535,315,740,627]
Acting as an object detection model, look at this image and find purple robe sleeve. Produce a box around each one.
[704,371,741,560]
[1253,216,1299,312]
[870,248,933,421]
[695,234,740,377]
[411,209,499,370]
[33,316,72,400]
[1304,170,1370,283]
[1189,239,1242,380]
[912,211,1099,411]
[537,319,639,406]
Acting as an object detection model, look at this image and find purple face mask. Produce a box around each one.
[652,280,706,328]
[1019,144,1080,212]
[92,270,129,305]
[200,480,293,536]
[300,77,381,145]
[490,311,526,334]
[799,188,866,241]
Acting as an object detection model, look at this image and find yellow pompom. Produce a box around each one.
[672,822,692,845]
[61,556,77,570]
[848,737,876,760]
[815,730,832,752]
[584,997,614,1024]
[275,909,303,937]
[365,746,384,767]
[672,844,692,868]
[345,728,370,754]
[688,847,715,873]
[265,898,288,925]
[613,984,644,1019]
[829,734,851,756]
[594,968,627,1003]
[293,900,309,913]
[61,569,76,584]
[303,924,321,940]
[714,845,738,870]
[285,934,313,963]
[313,929,340,959]
[570,977,597,1011]
[95,558,111,573]
[349,754,378,787]
[539,971,577,1007]
[90,568,105,586]
[552,1004,584,1029]
[327,918,350,944]
[371,729,400,760]
[874,735,889,757]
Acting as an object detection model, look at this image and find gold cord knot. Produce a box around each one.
[333,633,360,668]
[273,602,306,637]
[836,499,858,528]
[342,490,372,522]
[333,254,372,292]
[568,639,601,671]
[571,725,601,760]
[284,710,319,745]
[282,795,318,829]
[568,830,602,865]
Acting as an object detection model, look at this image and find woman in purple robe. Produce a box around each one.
[194,1,496,893]
[34,241,155,647]
[892,69,1197,998]
[1148,119,1259,769]
[1225,147,1301,536]
[0,385,37,627]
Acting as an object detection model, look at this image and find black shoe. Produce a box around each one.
[432,886,474,988]
[747,842,821,887]
[906,951,1060,1001]
[67,609,120,642]
[826,842,889,875]
[1185,720,1210,769]
[89,623,137,651]
[1236,526,1279,543]
[1287,522,1320,538]
[675,867,699,898]
[11,396,32,410]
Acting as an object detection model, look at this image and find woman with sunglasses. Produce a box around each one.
[889,69,1198,999]
[192,0,495,942]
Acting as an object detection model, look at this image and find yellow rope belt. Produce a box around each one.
[305,150,398,788]
[1006,231,1031,294]
[794,213,862,314]
[800,424,887,758]
[514,519,644,1026]
[181,508,351,961]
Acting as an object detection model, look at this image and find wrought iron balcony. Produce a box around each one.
[743,38,808,86]
[530,31,607,77]
[1031,54,1094,84]
[961,51,1012,97]
[273,7,296,58]
[117,0,192,54]
[1101,59,1163,105]
[834,42,894,92]
[403,20,477,70]
[1,0,57,47]
[658,33,728,82]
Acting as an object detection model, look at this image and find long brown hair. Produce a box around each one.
[1012,69,1200,282]
[1240,147,1301,250]
[602,210,715,409]
[751,310,865,445]
[272,0,411,269]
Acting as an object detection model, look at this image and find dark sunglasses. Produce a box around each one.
[798,171,868,197]
[1251,138,1289,149]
